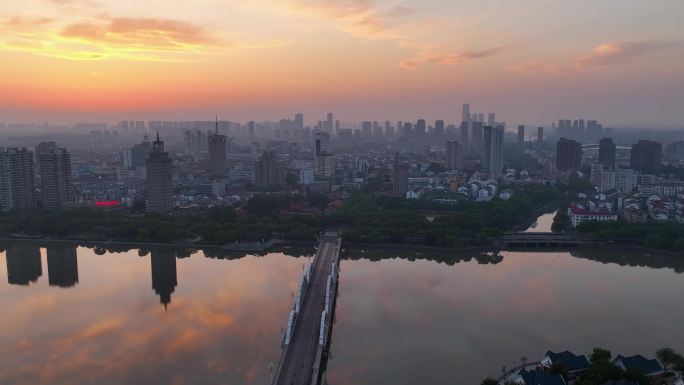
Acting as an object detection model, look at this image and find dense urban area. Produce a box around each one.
[1,105,684,253]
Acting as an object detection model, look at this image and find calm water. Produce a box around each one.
[1,243,683,385]
[523,210,557,233]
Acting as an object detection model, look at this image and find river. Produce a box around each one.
[1,240,682,385]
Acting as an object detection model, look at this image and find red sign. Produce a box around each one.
[95,201,120,207]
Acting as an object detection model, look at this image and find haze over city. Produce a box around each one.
[2,0,684,126]
[2,2,684,385]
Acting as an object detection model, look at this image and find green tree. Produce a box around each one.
[480,378,498,385]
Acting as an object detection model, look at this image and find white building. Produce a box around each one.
[568,203,618,227]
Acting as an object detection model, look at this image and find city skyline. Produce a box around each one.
[1,1,684,126]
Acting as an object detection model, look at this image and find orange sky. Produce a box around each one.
[1,0,683,126]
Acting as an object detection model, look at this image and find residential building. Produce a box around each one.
[255,151,285,187]
[392,155,409,197]
[568,203,618,227]
[483,125,504,177]
[555,137,582,172]
[630,140,662,173]
[316,153,336,177]
[0,147,36,211]
[598,137,616,168]
[445,141,464,170]
[38,143,73,209]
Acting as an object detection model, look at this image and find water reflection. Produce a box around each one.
[6,243,42,285]
[151,249,178,308]
[1,242,682,385]
[47,245,79,287]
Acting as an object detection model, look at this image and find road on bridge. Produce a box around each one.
[275,236,338,385]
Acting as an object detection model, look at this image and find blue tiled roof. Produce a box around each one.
[613,354,664,375]
[545,350,590,372]
[520,369,566,385]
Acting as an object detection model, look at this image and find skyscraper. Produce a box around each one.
[471,121,484,152]
[294,113,304,131]
[316,153,336,177]
[325,112,333,133]
[392,155,409,197]
[255,151,285,186]
[37,143,73,209]
[630,140,662,173]
[445,141,464,170]
[665,141,684,162]
[415,119,426,138]
[146,134,174,214]
[537,127,544,147]
[208,118,227,175]
[459,121,469,150]
[361,121,372,138]
[314,131,330,157]
[598,137,617,168]
[555,137,582,172]
[434,120,445,138]
[483,126,504,177]
[517,125,525,145]
[0,147,36,211]
[487,113,496,126]
[461,103,470,124]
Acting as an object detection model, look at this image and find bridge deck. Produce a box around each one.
[274,235,340,385]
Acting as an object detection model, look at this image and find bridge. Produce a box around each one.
[498,232,597,248]
[272,233,341,385]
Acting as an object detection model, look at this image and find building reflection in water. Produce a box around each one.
[5,243,42,285]
[150,249,178,309]
[47,244,79,287]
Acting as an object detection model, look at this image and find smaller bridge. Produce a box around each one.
[498,232,596,248]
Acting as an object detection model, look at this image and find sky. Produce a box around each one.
[1,0,683,127]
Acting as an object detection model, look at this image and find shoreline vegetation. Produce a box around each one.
[0,182,682,255]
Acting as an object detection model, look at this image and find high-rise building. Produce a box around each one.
[314,131,330,157]
[145,134,174,214]
[445,141,464,170]
[150,249,177,309]
[517,125,525,145]
[38,143,73,209]
[131,135,152,167]
[361,121,372,138]
[597,167,636,193]
[665,141,684,162]
[483,126,504,177]
[555,137,582,172]
[325,112,333,133]
[415,119,426,137]
[630,140,662,173]
[0,147,36,211]
[47,245,78,287]
[294,113,304,131]
[537,127,544,147]
[487,113,496,126]
[316,153,336,177]
[392,154,409,197]
[461,104,470,124]
[598,137,617,168]
[459,121,469,150]
[434,120,445,138]
[471,121,484,151]
[208,119,227,175]
[255,151,285,187]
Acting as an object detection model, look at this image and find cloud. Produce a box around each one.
[0,14,287,61]
[284,0,417,40]
[400,46,507,69]
[575,40,673,68]
[61,17,217,49]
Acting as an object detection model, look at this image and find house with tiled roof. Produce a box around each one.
[509,368,566,385]
[613,354,664,377]
[541,350,590,378]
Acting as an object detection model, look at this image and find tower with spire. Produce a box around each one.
[208,116,228,176]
